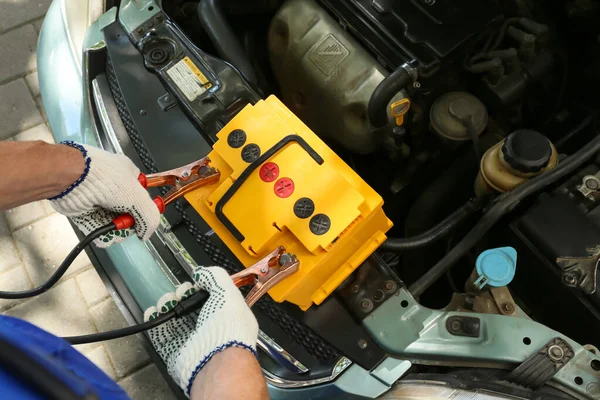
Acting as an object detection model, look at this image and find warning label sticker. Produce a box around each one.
[167,57,212,102]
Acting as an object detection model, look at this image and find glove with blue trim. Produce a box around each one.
[49,142,161,247]
[144,266,259,397]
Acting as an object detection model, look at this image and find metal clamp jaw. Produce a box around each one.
[231,247,300,307]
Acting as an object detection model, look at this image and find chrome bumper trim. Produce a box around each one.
[264,357,352,389]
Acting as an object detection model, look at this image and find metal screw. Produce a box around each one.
[564,273,578,286]
[360,299,373,313]
[260,267,268,273]
[586,178,600,190]
[383,280,397,293]
[373,289,385,302]
[358,339,368,350]
[136,27,144,34]
[502,302,515,314]
[413,81,421,89]
[139,109,147,116]
[450,320,462,332]
[548,345,565,361]
[351,284,360,294]
[156,14,164,21]
[164,95,171,102]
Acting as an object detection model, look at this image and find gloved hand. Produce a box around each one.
[50,141,161,248]
[144,266,259,397]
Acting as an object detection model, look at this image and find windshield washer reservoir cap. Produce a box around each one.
[475,247,517,289]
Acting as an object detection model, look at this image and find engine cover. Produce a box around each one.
[185,96,392,310]
[320,0,502,72]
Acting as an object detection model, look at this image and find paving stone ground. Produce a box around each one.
[0,2,175,398]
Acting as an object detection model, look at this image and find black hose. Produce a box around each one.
[380,201,479,252]
[64,289,209,345]
[555,114,595,149]
[66,311,173,345]
[409,129,600,297]
[0,224,115,299]
[197,0,258,85]
[368,65,414,129]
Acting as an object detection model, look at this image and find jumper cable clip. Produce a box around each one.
[231,247,300,307]
[113,157,221,230]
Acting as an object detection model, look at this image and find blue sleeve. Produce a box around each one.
[0,315,130,400]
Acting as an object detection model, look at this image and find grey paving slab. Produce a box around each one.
[33,18,44,34]
[0,234,21,272]
[0,79,42,139]
[0,217,22,273]
[5,278,96,336]
[0,1,52,33]
[35,95,47,122]
[25,72,39,97]
[0,25,38,83]
[0,217,8,235]
[119,364,176,400]
[13,123,53,143]
[84,345,118,380]
[76,268,110,307]
[13,214,91,286]
[4,201,48,231]
[0,265,33,311]
[89,298,151,379]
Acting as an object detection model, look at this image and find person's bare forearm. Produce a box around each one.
[190,347,268,400]
[0,141,84,210]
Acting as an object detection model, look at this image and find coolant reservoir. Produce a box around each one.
[476,129,558,194]
[268,0,400,154]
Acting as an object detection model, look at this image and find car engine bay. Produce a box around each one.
[85,0,600,397]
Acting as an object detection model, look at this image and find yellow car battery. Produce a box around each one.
[185,96,392,310]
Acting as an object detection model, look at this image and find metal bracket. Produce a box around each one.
[507,337,575,389]
[489,286,517,316]
[157,92,177,111]
[556,246,600,295]
[577,173,600,201]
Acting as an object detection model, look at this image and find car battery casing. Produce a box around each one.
[185,96,392,310]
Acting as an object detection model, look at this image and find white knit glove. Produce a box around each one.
[144,266,259,396]
[50,142,161,248]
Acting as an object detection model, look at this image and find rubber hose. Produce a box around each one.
[380,201,479,252]
[197,0,258,86]
[368,65,413,129]
[409,129,600,297]
[555,114,595,149]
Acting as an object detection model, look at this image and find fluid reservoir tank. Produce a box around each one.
[268,0,400,154]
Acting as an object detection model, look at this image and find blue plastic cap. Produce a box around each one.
[474,247,517,289]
